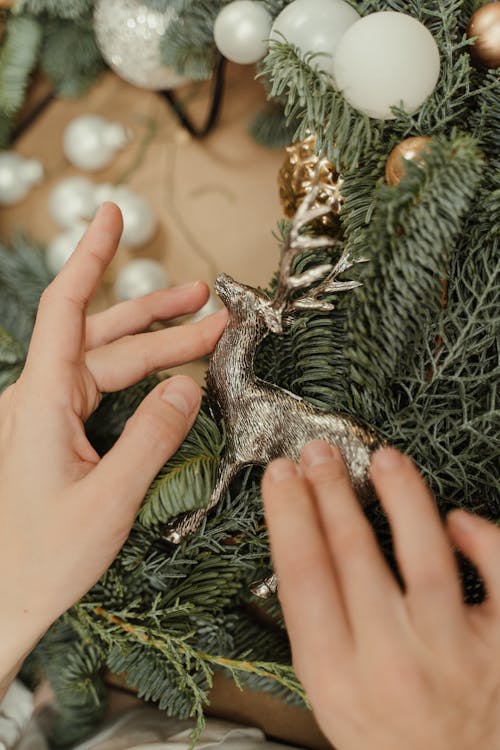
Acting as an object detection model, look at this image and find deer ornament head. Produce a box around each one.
[166,183,384,596]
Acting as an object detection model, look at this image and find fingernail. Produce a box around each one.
[372,447,405,470]
[449,509,477,534]
[162,377,200,417]
[266,459,298,483]
[176,280,203,291]
[301,440,335,466]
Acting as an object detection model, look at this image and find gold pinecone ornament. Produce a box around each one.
[278,134,344,234]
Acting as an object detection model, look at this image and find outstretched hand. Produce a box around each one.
[262,442,500,750]
[0,203,227,690]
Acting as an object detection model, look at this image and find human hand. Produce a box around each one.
[0,203,227,689]
[262,441,500,750]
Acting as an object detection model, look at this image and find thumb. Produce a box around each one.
[86,375,201,511]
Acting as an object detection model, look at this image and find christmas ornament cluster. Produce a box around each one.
[214,0,442,120]
[0,113,168,302]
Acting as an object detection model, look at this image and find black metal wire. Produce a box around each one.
[160,56,227,138]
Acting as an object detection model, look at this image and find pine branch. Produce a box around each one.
[0,325,25,392]
[139,409,225,528]
[344,133,484,422]
[159,0,224,80]
[40,17,105,96]
[0,15,42,118]
[14,0,94,18]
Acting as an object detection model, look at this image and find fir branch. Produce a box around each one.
[13,0,94,18]
[0,234,52,345]
[139,410,225,528]
[40,17,105,96]
[344,133,484,422]
[0,15,42,118]
[0,325,25,392]
[160,0,224,80]
[260,38,382,168]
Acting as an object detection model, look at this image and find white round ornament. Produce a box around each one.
[49,176,97,228]
[46,222,89,275]
[94,184,157,247]
[0,152,44,206]
[214,1,272,64]
[333,12,441,119]
[114,259,168,301]
[63,115,128,171]
[94,0,188,90]
[270,0,360,78]
[191,294,221,322]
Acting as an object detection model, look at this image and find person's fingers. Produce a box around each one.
[447,510,500,618]
[83,375,201,514]
[370,448,466,642]
[86,309,228,392]
[301,442,403,639]
[85,281,210,350]
[26,203,123,374]
[261,459,352,685]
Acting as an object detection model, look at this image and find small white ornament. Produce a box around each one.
[114,258,168,301]
[270,0,360,78]
[46,222,89,275]
[333,11,441,119]
[94,184,157,247]
[191,295,221,323]
[49,176,97,228]
[94,0,188,90]
[214,1,272,64]
[0,152,44,206]
[63,115,128,171]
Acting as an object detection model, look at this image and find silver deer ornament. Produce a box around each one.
[166,185,383,594]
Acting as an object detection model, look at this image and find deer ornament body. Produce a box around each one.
[166,187,383,593]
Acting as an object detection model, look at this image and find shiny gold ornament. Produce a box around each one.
[278,134,344,233]
[467,2,500,69]
[385,136,433,187]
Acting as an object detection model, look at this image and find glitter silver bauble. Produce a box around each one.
[94,0,188,90]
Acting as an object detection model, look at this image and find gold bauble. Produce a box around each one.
[467,2,500,69]
[385,136,433,187]
[278,134,343,233]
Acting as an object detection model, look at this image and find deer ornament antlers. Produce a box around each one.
[165,184,384,595]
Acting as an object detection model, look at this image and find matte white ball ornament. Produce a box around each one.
[0,152,44,206]
[46,222,88,275]
[94,184,158,247]
[191,295,221,322]
[333,11,441,119]
[63,115,128,171]
[49,176,97,228]
[114,259,169,301]
[270,0,360,78]
[214,1,272,64]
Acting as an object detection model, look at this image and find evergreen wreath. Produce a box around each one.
[0,0,498,746]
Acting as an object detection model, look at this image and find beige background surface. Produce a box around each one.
[1,68,331,749]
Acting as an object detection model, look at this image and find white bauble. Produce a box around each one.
[94,0,188,90]
[333,12,441,119]
[63,115,128,171]
[46,222,89,275]
[114,259,169,301]
[0,152,43,206]
[191,295,221,322]
[270,0,360,77]
[94,184,157,247]
[214,1,272,64]
[49,176,97,228]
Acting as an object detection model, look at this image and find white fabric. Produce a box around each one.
[0,681,34,750]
